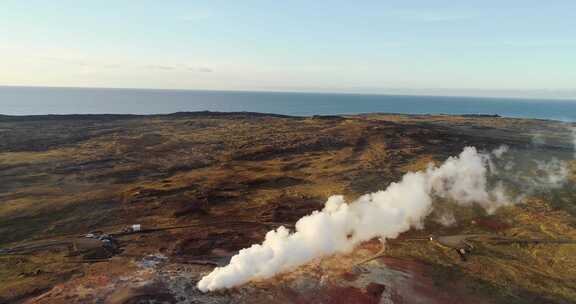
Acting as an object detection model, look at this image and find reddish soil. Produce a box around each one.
[474,217,511,232]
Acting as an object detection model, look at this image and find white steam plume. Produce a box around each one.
[434,211,456,227]
[197,147,509,292]
[535,158,569,188]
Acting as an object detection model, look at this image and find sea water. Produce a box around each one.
[1,86,575,121]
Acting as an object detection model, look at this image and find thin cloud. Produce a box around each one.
[103,64,122,69]
[40,56,120,69]
[145,65,177,70]
[38,57,214,73]
[189,67,213,73]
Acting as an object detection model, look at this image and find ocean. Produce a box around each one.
[1,86,575,121]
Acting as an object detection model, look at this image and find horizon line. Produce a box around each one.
[1,84,576,102]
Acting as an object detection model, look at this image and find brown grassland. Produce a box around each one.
[0,112,575,303]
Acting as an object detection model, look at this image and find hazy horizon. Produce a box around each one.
[1,85,575,101]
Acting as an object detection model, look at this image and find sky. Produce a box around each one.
[1,1,575,98]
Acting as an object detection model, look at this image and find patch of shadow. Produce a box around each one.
[129,185,199,201]
[347,171,400,194]
[107,282,177,304]
[162,161,212,175]
[204,192,243,205]
[281,162,310,171]
[0,127,94,153]
[163,111,298,119]
[259,196,324,223]
[0,174,51,192]
[311,115,345,121]
[86,169,145,184]
[170,199,208,218]
[428,261,572,304]
[0,286,52,304]
[241,176,306,189]
[52,158,118,174]
[0,163,31,171]
[0,199,119,246]
[0,114,139,122]
[170,229,261,257]
[232,137,350,161]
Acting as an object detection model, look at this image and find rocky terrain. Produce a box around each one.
[0,112,575,303]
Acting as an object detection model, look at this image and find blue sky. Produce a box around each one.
[1,1,575,97]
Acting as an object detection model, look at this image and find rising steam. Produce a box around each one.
[197,147,511,291]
